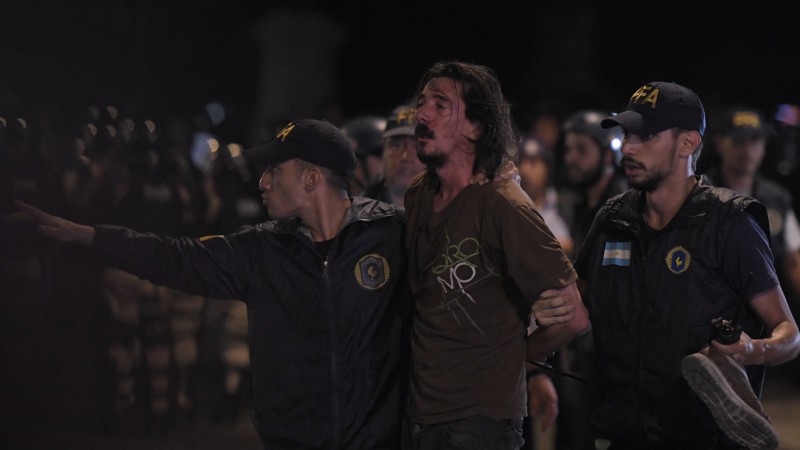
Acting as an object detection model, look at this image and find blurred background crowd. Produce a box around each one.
[2,1,800,449]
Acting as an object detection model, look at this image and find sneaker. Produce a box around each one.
[681,347,778,450]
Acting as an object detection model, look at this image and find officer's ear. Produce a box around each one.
[678,130,702,158]
[303,165,322,192]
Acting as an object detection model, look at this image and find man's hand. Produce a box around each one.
[710,331,756,364]
[8,200,96,246]
[532,278,576,327]
[469,160,519,185]
[527,371,558,431]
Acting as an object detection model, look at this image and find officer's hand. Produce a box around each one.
[532,278,576,327]
[9,200,95,246]
[469,160,519,185]
[711,331,755,365]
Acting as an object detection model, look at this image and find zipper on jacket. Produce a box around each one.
[323,258,342,448]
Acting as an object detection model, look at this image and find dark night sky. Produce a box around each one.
[1,1,799,142]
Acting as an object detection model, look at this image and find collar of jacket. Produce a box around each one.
[605,176,713,234]
[261,197,401,240]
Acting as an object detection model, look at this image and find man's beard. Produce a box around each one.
[415,123,446,169]
[628,168,667,192]
[416,145,447,168]
[568,162,605,190]
[622,142,676,192]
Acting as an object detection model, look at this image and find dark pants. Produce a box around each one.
[403,415,524,450]
[606,438,745,450]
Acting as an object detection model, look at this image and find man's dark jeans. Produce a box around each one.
[403,415,524,450]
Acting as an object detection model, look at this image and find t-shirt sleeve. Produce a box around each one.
[722,212,780,299]
[495,185,578,305]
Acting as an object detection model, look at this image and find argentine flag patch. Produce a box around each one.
[602,241,631,267]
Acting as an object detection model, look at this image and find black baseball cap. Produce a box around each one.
[715,106,772,139]
[601,81,706,137]
[245,119,356,177]
[383,104,417,138]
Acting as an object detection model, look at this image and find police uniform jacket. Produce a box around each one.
[574,178,773,446]
[91,197,411,450]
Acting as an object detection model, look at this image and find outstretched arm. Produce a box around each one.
[10,200,96,246]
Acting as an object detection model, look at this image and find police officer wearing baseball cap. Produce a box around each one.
[706,106,800,327]
[558,81,800,449]
[364,103,426,207]
[704,106,774,198]
[245,119,357,225]
[14,118,413,448]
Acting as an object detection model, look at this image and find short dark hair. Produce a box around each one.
[416,61,518,179]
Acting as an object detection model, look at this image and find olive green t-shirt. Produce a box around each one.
[404,173,577,423]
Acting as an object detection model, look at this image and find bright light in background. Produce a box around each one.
[610,137,622,151]
[775,103,799,126]
[208,138,220,156]
[228,143,243,158]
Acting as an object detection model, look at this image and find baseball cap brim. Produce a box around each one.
[382,125,416,138]
[601,110,673,137]
[243,141,291,168]
[725,127,774,140]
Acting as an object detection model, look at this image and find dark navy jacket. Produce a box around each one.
[92,197,411,449]
[574,179,776,447]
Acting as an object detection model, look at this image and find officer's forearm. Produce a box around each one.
[751,321,800,366]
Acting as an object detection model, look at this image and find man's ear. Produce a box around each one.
[304,166,321,192]
[680,130,702,157]
[467,122,483,142]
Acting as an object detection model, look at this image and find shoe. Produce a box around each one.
[681,347,778,450]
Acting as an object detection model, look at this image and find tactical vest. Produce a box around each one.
[579,181,771,444]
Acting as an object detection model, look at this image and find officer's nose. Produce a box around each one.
[259,168,273,191]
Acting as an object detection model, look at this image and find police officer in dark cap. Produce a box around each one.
[364,103,426,207]
[706,106,800,320]
[542,82,800,449]
[11,119,413,449]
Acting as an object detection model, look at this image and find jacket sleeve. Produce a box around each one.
[91,224,259,300]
